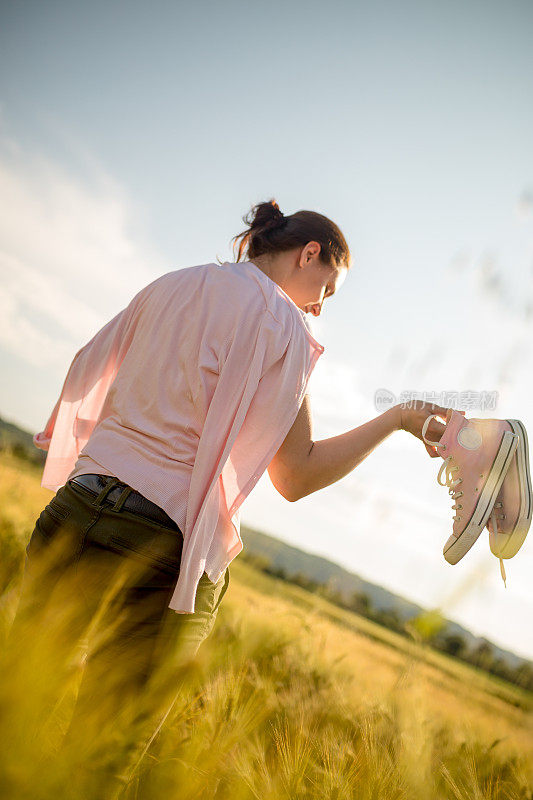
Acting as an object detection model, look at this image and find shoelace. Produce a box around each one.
[438,458,507,584]
[437,458,464,522]
[422,414,465,524]
[422,414,508,587]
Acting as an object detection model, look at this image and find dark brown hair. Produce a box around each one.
[230,199,352,270]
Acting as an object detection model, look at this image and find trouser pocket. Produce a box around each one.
[151,568,231,668]
[212,567,230,613]
[193,568,230,615]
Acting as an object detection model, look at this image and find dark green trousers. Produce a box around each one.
[12,476,229,745]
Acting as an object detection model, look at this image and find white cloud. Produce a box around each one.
[0,279,72,369]
[307,357,368,437]
[0,133,166,375]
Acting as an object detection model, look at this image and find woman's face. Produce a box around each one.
[285,247,348,317]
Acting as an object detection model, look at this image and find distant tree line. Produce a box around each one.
[0,436,45,466]
[240,550,533,693]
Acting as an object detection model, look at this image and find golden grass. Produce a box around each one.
[1,451,532,799]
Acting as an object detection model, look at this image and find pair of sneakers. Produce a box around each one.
[421,409,532,584]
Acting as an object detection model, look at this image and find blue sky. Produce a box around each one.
[1,0,532,658]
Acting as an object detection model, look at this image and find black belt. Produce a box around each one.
[68,474,181,532]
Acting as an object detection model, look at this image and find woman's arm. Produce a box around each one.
[267,395,448,502]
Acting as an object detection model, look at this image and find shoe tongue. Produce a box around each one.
[439,409,467,451]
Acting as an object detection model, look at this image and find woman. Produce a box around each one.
[12,199,448,743]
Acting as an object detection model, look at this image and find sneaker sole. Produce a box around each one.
[443,430,519,565]
[489,419,532,558]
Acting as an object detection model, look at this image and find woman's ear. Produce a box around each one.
[299,241,321,266]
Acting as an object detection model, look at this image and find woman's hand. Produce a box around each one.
[395,402,460,458]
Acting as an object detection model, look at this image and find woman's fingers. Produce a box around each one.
[429,404,451,421]
[420,421,445,458]
[404,402,467,457]
[427,419,446,440]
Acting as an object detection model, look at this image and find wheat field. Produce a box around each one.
[1,451,532,799]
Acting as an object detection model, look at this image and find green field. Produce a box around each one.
[1,451,532,799]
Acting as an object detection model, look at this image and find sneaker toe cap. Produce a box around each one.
[442,534,464,564]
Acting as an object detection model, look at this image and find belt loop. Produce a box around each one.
[92,477,122,507]
[110,486,134,513]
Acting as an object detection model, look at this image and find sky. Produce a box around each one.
[1,0,532,659]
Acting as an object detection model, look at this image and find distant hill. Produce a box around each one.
[239,524,530,671]
[240,525,423,616]
[2,411,529,671]
[0,415,46,466]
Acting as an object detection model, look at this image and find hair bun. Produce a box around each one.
[250,199,285,230]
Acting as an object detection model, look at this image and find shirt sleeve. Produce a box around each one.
[33,286,151,491]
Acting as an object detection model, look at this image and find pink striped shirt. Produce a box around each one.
[33,260,324,613]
